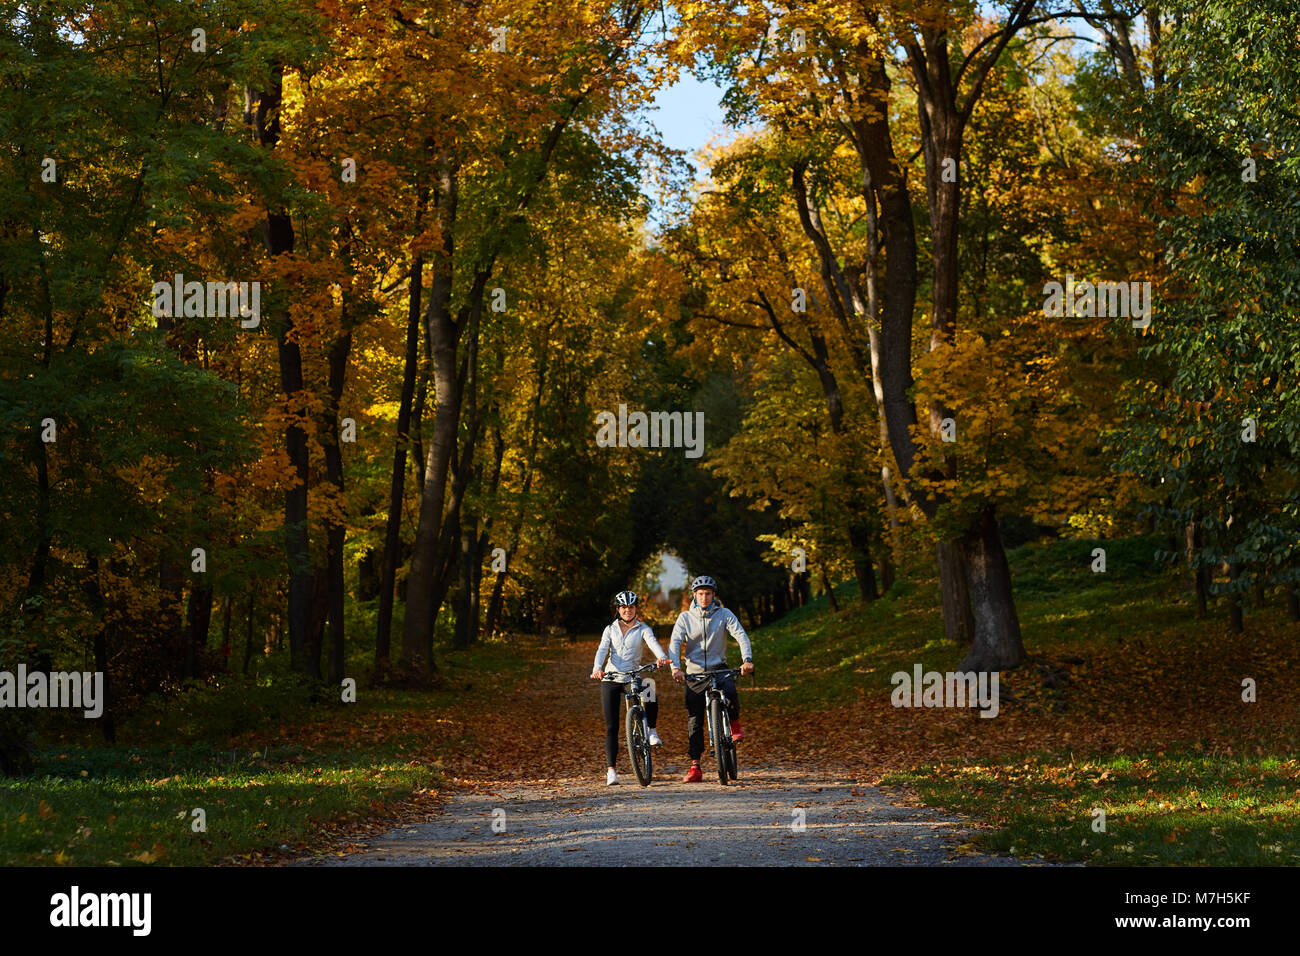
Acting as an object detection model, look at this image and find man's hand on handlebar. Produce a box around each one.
[657,657,670,668]
[671,667,685,683]
[741,661,754,676]
[590,668,603,680]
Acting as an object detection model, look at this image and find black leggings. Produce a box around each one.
[601,680,658,768]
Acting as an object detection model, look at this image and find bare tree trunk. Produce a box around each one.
[411,363,427,498]
[453,517,480,650]
[822,570,839,612]
[1229,563,1244,633]
[242,591,256,675]
[376,251,423,676]
[399,160,462,683]
[323,315,352,687]
[159,554,185,670]
[796,570,811,605]
[220,596,232,671]
[85,557,115,743]
[184,583,213,677]
[957,507,1024,671]
[1187,520,1208,617]
[936,541,974,645]
[850,33,1023,665]
[252,69,314,677]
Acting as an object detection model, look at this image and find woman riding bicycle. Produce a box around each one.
[668,575,754,783]
[590,590,670,786]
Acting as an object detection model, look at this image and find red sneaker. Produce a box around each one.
[683,764,703,783]
[730,720,745,742]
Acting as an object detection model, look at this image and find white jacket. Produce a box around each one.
[593,619,668,679]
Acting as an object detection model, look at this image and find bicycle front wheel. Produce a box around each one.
[709,696,728,785]
[627,703,652,786]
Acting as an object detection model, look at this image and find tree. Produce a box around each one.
[1117,0,1300,632]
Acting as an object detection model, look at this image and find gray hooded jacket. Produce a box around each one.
[668,600,752,675]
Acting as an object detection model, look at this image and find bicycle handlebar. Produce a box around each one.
[598,662,661,680]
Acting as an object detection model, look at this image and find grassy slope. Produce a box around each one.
[747,534,1300,865]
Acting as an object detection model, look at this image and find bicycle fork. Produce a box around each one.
[704,691,731,753]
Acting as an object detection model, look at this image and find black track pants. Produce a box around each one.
[684,674,738,761]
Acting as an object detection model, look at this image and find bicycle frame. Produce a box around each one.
[695,667,741,763]
[603,662,658,785]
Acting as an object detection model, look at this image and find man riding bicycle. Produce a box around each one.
[669,576,754,783]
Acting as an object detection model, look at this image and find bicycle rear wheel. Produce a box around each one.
[708,696,728,785]
[627,703,652,786]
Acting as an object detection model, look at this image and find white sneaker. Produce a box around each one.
[606,768,618,786]
[648,729,663,746]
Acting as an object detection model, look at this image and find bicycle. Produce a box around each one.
[693,667,742,785]
[600,662,660,787]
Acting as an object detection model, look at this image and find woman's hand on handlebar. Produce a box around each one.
[657,657,670,668]
[672,667,685,683]
[590,668,603,680]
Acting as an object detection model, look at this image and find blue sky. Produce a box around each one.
[646,70,730,175]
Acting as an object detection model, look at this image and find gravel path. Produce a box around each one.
[297,765,1043,866]
[294,641,1062,867]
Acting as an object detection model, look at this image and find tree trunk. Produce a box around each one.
[85,557,115,743]
[220,596,232,671]
[358,547,381,602]
[453,516,480,649]
[936,541,974,645]
[1287,584,1299,622]
[376,235,425,677]
[183,583,213,678]
[485,565,509,638]
[874,531,895,593]
[1187,520,1208,617]
[1228,563,1244,633]
[822,570,839,612]
[242,591,256,675]
[323,317,352,687]
[848,520,879,602]
[399,161,462,683]
[26,436,51,600]
[852,39,1029,663]
[252,70,314,677]
[956,507,1025,672]
[93,611,115,744]
[159,554,185,671]
[306,565,327,678]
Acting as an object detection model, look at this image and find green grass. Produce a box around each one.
[0,743,432,866]
[0,634,547,866]
[884,753,1300,865]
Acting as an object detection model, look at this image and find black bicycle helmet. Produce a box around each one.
[614,590,639,606]
[689,575,717,592]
